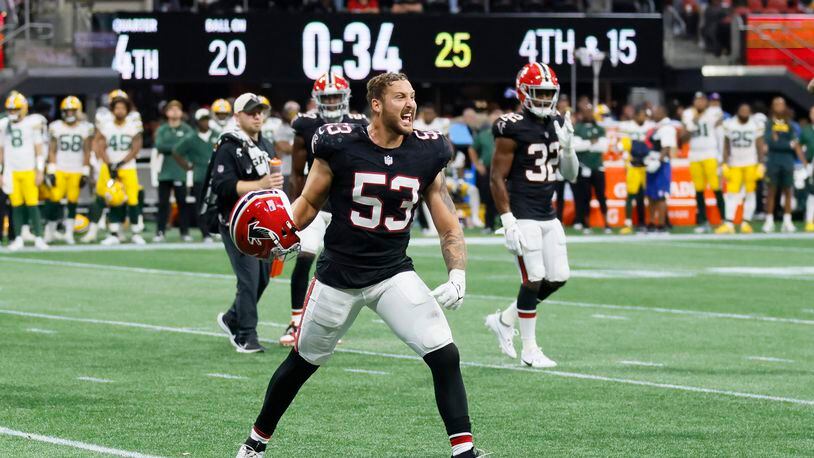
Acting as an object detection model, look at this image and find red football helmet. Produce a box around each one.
[229,189,300,259]
[312,72,350,122]
[516,63,559,119]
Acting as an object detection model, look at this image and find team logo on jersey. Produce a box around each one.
[384,155,393,166]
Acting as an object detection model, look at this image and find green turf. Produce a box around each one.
[1,234,814,456]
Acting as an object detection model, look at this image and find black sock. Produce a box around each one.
[536,280,566,302]
[635,192,645,226]
[696,192,707,224]
[714,190,725,220]
[253,350,319,437]
[290,254,315,312]
[423,343,471,437]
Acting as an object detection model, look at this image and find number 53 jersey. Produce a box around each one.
[493,110,563,221]
[312,123,452,289]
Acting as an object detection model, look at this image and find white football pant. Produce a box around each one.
[515,219,570,283]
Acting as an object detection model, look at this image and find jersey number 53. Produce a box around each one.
[526,142,559,183]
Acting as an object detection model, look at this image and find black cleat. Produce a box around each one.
[236,335,266,353]
[217,312,239,349]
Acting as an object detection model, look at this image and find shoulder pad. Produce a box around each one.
[493,112,525,137]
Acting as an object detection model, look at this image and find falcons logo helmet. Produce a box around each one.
[229,189,300,259]
[516,62,560,119]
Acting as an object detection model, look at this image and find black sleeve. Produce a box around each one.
[437,136,454,173]
[493,115,518,139]
[312,125,338,163]
[210,141,241,211]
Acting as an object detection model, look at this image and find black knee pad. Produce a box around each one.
[537,280,566,301]
[423,343,460,369]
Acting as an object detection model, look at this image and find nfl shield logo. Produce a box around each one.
[384,155,393,166]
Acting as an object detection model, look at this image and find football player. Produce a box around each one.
[94,91,145,245]
[617,107,655,234]
[210,98,235,136]
[484,63,579,368]
[0,92,48,250]
[643,106,678,232]
[718,103,765,234]
[45,96,93,245]
[682,92,725,233]
[281,72,368,346]
[235,72,480,458]
[800,106,814,232]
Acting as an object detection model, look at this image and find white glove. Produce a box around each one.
[500,212,526,256]
[553,111,575,152]
[645,152,662,173]
[431,269,465,311]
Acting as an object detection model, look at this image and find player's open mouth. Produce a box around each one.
[400,112,413,125]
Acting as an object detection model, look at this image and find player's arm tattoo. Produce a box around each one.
[427,171,466,272]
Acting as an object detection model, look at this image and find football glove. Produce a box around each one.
[756,163,766,180]
[109,162,121,179]
[45,163,57,188]
[499,212,526,256]
[644,152,661,173]
[79,165,90,189]
[431,269,465,311]
[553,111,574,152]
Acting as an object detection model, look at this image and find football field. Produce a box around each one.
[1,232,813,457]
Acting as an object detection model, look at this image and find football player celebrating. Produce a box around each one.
[94,91,145,245]
[682,92,725,233]
[484,63,579,368]
[617,107,655,234]
[210,98,235,136]
[281,72,368,346]
[0,92,48,250]
[235,72,480,457]
[643,106,678,233]
[718,103,765,234]
[45,96,93,245]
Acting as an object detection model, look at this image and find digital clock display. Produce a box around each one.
[98,13,663,84]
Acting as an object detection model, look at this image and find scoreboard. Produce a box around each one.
[99,13,663,84]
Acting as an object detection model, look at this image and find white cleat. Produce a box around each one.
[34,237,50,250]
[202,236,214,244]
[781,221,796,233]
[64,235,75,245]
[100,235,120,246]
[182,235,194,243]
[21,226,35,242]
[762,220,775,233]
[235,444,264,458]
[484,311,517,359]
[131,234,146,245]
[521,346,557,368]
[8,237,24,251]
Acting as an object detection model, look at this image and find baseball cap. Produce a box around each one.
[693,91,707,99]
[194,108,210,120]
[709,92,721,101]
[233,93,269,113]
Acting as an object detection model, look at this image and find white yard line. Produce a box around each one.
[467,294,814,326]
[206,373,248,380]
[26,328,56,334]
[77,376,113,383]
[1,308,812,407]
[258,321,288,328]
[619,360,665,367]
[3,257,813,327]
[1,232,811,254]
[343,368,389,375]
[0,426,164,457]
[592,314,630,321]
[746,356,795,363]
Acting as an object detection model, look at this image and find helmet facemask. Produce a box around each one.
[521,84,559,119]
[63,109,78,124]
[314,90,349,123]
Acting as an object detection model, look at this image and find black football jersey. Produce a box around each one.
[311,123,452,289]
[292,112,369,170]
[492,110,564,221]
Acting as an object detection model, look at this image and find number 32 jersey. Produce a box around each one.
[493,110,563,221]
[312,123,452,289]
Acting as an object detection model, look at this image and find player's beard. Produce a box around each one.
[386,107,415,136]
